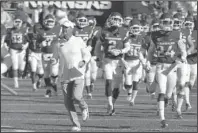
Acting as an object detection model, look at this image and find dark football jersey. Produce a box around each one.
[100,27,127,59]
[35,23,61,53]
[142,33,158,65]
[6,27,28,50]
[151,30,181,64]
[73,26,93,44]
[187,30,197,64]
[124,34,144,60]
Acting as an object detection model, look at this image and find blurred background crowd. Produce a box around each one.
[1,1,197,79]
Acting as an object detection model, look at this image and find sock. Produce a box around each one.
[177,93,184,114]
[131,81,138,102]
[158,93,165,120]
[31,72,36,84]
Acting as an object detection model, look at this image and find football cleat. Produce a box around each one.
[161,120,168,128]
[176,112,183,119]
[71,126,81,132]
[129,101,135,106]
[185,103,192,112]
[126,95,132,102]
[172,104,176,112]
[32,83,38,92]
[82,108,89,121]
[44,89,52,98]
[87,93,92,99]
[36,80,41,89]
[109,108,116,116]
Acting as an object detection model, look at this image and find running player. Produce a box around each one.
[5,15,29,88]
[35,13,62,97]
[148,13,187,128]
[95,12,130,115]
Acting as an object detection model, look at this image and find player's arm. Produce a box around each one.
[178,33,187,62]
[121,38,130,54]
[186,35,195,55]
[51,40,60,65]
[22,28,30,50]
[80,38,91,64]
[94,31,105,61]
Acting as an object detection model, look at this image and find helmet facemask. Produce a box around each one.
[109,16,123,28]
[141,25,150,33]
[76,17,88,28]
[183,21,194,30]
[173,18,183,30]
[44,18,55,29]
[13,19,23,29]
[123,17,132,27]
[151,23,160,32]
[160,18,173,31]
[130,25,142,35]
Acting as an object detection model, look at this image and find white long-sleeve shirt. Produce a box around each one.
[52,36,91,82]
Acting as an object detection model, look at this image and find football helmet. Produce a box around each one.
[76,13,88,28]
[13,15,23,29]
[173,13,185,30]
[150,19,160,32]
[129,19,142,35]
[159,13,173,31]
[183,16,194,30]
[123,15,133,27]
[43,14,56,29]
[108,12,123,28]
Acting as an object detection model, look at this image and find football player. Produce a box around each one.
[172,13,194,118]
[5,15,29,88]
[73,13,97,99]
[1,24,12,74]
[122,19,147,105]
[123,15,133,31]
[36,14,62,97]
[27,25,44,91]
[148,13,187,128]
[95,12,130,115]
[182,16,196,112]
[144,19,160,99]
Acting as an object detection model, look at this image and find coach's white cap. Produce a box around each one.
[61,20,75,28]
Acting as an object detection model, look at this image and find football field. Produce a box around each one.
[1,78,197,132]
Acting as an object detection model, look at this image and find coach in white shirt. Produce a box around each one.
[52,20,91,131]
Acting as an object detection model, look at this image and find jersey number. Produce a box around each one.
[127,45,141,56]
[157,45,174,57]
[44,37,53,46]
[82,37,89,43]
[12,34,23,43]
[108,40,117,51]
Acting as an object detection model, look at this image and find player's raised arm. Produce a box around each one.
[178,33,187,62]
[186,34,195,55]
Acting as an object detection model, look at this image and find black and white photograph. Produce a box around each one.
[1,0,197,132]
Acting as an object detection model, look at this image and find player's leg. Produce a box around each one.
[84,62,92,99]
[18,49,27,79]
[130,60,142,106]
[103,58,114,115]
[176,63,188,118]
[156,63,168,128]
[43,59,52,97]
[36,53,44,89]
[124,64,133,102]
[146,65,157,99]
[166,67,177,110]
[90,57,98,92]
[10,49,19,88]
[111,60,123,115]
[171,87,177,112]
[184,64,197,111]
[29,51,38,91]
[51,61,59,96]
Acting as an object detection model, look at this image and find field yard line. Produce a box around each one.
[1,126,35,132]
[1,118,197,121]
[0,103,125,107]
[1,93,197,97]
